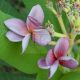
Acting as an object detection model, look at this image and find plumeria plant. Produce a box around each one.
[0,0,80,80]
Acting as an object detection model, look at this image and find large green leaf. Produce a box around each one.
[60,71,80,80]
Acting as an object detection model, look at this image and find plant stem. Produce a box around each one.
[47,7,67,35]
[68,39,74,54]
[46,6,57,16]
[68,33,77,54]
[48,41,56,45]
[57,14,67,35]
[52,32,67,38]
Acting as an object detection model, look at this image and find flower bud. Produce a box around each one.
[74,17,80,28]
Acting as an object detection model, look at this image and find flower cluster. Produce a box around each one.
[4,2,79,80]
[57,0,80,33]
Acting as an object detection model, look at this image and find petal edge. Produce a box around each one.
[59,56,78,69]
[38,58,50,69]
[6,31,23,42]
[4,18,28,36]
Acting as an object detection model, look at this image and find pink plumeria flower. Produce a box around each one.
[4,4,51,53]
[38,37,78,79]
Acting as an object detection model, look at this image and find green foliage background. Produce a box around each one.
[0,0,80,80]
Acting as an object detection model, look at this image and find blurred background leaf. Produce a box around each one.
[0,0,22,18]
[0,60,36,80]
[60,71,80,80]
[0,72,35,80]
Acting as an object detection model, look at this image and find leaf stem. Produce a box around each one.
[53,32,67,38]
[47,6,67,35]
[48,41,56,45]
[68,33,77,54]
[57,14,67,35]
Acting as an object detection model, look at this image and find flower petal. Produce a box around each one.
[6,31,23,42]
[22,34,30,53]
[59,56,78,69]
[49,61,59,79]
[27,16,42,31]
[54,37,69,58]
[4,18,28,36]
[32,29,51,45]
[38,58,50,69]
[46,49,56,66]
[27,4,44,24]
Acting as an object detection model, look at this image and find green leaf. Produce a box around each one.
[0,72,35,80]
[36,69,48,80]
[36,69,62,80]
[60,71,80,80]
[62,11,71,33]
[0,10,48,74]
[0,0,21,18]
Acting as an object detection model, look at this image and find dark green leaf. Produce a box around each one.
[0,72,35,80]
[0,0,21,18]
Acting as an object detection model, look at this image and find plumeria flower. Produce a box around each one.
[4,4,51,53]
[38,37,78,79]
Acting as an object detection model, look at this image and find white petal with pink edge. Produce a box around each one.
[49,61,59,79]
[4,18,28,36]
[46,49,56,66]
[22,34,31,53]
[54,37,69,58]
[6,31,23,42]
[38,58,50,69]
[32,29,51,45]
[27,4,44,24]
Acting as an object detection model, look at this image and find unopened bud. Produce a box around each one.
[74,17,80,28]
